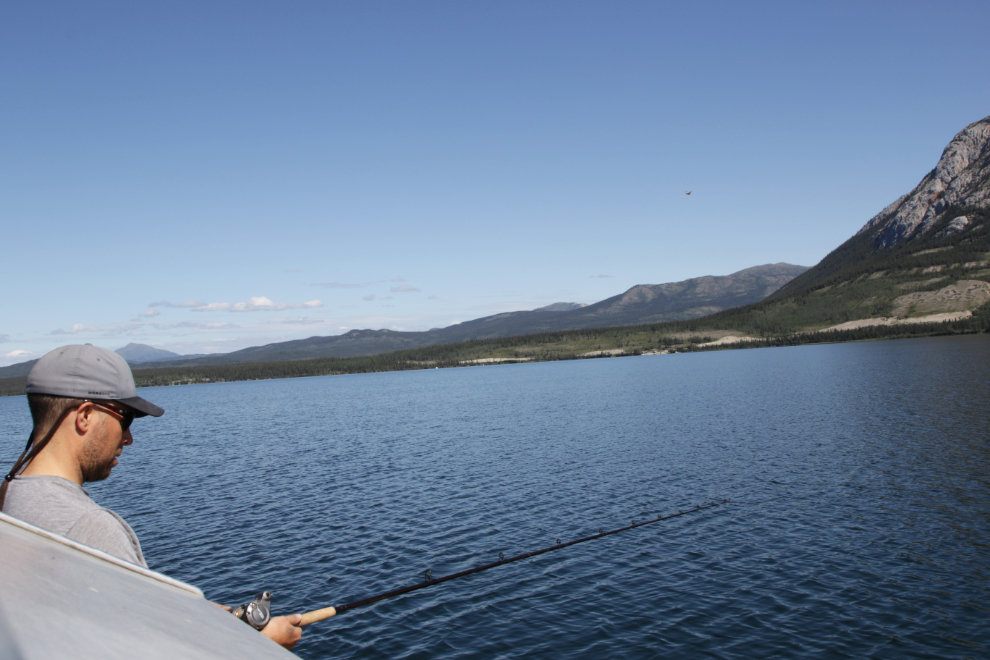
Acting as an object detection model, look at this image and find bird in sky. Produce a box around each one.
[685,191,691,195]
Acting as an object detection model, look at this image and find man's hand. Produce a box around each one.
[261,614,303,650]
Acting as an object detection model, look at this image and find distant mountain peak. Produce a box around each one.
[343,329,389,337]
[859,115,990,249]
[534,302,587,312]
[115,343,182,364]
[618,286,660,306]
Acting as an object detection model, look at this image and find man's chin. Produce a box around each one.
[81,462,115,483]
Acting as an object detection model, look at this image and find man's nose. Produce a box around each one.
[123,429,134,446]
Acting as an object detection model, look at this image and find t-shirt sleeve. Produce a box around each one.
[67,509,148,568]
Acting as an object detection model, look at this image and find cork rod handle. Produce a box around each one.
[299,606,337,627]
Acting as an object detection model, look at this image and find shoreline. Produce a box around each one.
[1,311,987,397]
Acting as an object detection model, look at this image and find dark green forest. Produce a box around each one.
[775,205,989,296]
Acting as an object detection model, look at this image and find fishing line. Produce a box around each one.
[298,498,728,626]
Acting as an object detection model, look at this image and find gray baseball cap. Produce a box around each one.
[26,344,165,417]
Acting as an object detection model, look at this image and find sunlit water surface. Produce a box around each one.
[2,335,989,659]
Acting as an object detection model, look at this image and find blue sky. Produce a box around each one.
[2,1,989,365]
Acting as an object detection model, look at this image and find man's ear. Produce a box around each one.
[74,403,96,435]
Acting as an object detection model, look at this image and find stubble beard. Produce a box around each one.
[80,423,119,483]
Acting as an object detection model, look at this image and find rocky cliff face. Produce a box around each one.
[858,115,990,248]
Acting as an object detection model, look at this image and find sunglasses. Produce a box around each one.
[85,400,135,432]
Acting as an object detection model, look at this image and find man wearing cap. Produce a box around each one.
[0,344,303,650]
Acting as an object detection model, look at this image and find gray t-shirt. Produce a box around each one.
[2,475,147,568]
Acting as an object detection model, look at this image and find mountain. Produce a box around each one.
[535,302,587,312]
[428,263,808,342]
[679,114,990,337]
[863,117,990,249]
[140,329,436,367]
[0,360,37,379]
[115,343,182,363]
[129,262,806,369]
[547,263,807,328]
[0,344,196,380]
[777,115,990,299]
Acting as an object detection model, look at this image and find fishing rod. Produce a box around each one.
[285,498,728,627]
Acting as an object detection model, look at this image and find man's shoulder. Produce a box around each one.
[2,475,100,531]
[5,474,95,504]
[68,507,134,545]
[70,507,127,530]
[4,475,147,568]
[66,505,147,567]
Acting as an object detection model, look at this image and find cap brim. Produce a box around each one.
[118,396,165,418]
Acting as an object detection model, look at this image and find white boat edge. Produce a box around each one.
[0,511,298,659]
[0,511,203,596]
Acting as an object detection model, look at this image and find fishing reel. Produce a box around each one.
[233,591,273,631]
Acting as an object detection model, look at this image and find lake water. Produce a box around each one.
[2,335,989,658]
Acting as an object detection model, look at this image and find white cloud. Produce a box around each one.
[590,274,612,278]
[150,300,204,308]
[312,277,408,288]
[363,294,376,301]
[5,350,29,358]
[138,309,160,318]
[428,295,439,300]
[192,297,323,313]
[152,321,239,331]
[51,324,120,336]
[391,286,420,293]
[271,317,327,325]
[192,302,234,312]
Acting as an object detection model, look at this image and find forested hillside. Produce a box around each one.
[113,262,805,368]
[2,296,987,398]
